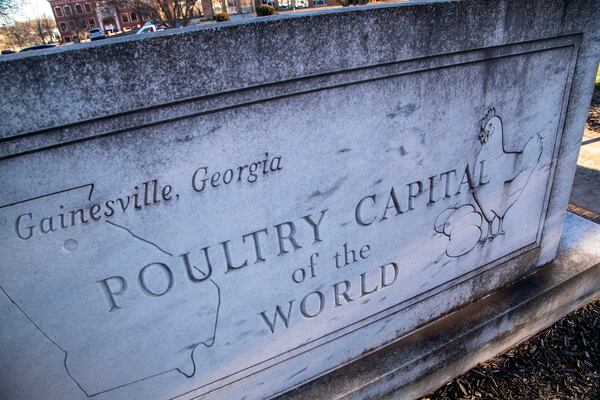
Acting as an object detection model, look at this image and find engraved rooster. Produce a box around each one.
[472,108,543,240]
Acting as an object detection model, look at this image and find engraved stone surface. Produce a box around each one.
[0,1,599,399]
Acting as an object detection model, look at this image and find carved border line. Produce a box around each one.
[534,39,580,247]
[0,34,581,161]
[170,38,582,400]
[0,183,94,209]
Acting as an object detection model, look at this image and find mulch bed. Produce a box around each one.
[586,89,600,133]
[424,298,600,400]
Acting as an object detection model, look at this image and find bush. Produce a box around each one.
[256,4,276,16]
[214,12,229,21]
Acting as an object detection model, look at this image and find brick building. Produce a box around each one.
[200,0,336,18]
[255,0,335,10]
[48,0,151,43]
[200,0,253,18]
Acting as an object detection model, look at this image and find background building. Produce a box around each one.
[200,0,337,19]
[254,0,334,10]
[48,0,151,42]
[200,0,254,18]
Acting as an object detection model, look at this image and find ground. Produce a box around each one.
[425,300,600,400]
[424,81,600,400]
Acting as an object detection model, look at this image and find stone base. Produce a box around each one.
[278,212,600,400]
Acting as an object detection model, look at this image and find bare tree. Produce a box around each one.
[32,14,56,43]
[72,15,88,41]
[62,13,89,41]
[104,0,124,31]
[125,0,197,28]
[1,19,35,49]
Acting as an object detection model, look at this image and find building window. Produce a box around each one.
[88,17,95,26]
[64,5,71,15]
[121,13,129,22]
[75,3,83,13]
[84,2,92,12]
[59,22,67,31]
[64,36,72,42]
[68,20,76,30]
[313,0,325,4]
[142,13,149,19]
[130,12,137,21]
[55,6,63,16]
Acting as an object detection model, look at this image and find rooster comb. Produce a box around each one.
[479,107,497,144]
[480,107,497,128]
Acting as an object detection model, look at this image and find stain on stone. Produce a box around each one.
[399,103,418,116]
[308,177,347,200]
[203,125,220,136]
[286,366,309,381]
[387,145,408,156]
[386,103,418,119]
[175,134,194,143]
[338,148,351,153]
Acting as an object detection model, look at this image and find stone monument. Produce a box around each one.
[1,1,599,399]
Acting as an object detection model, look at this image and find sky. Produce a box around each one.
[14,0,53,21]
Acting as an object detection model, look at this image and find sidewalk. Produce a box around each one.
[569,89,600,220]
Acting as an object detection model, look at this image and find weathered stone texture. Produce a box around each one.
[0,1,598,399]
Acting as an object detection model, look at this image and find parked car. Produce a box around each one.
[136,24,157,34]
[143,19,167,30]
[89,28,106,41]
[20,44,57,52]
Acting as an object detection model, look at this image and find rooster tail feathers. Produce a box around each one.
[522,133,544,164]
